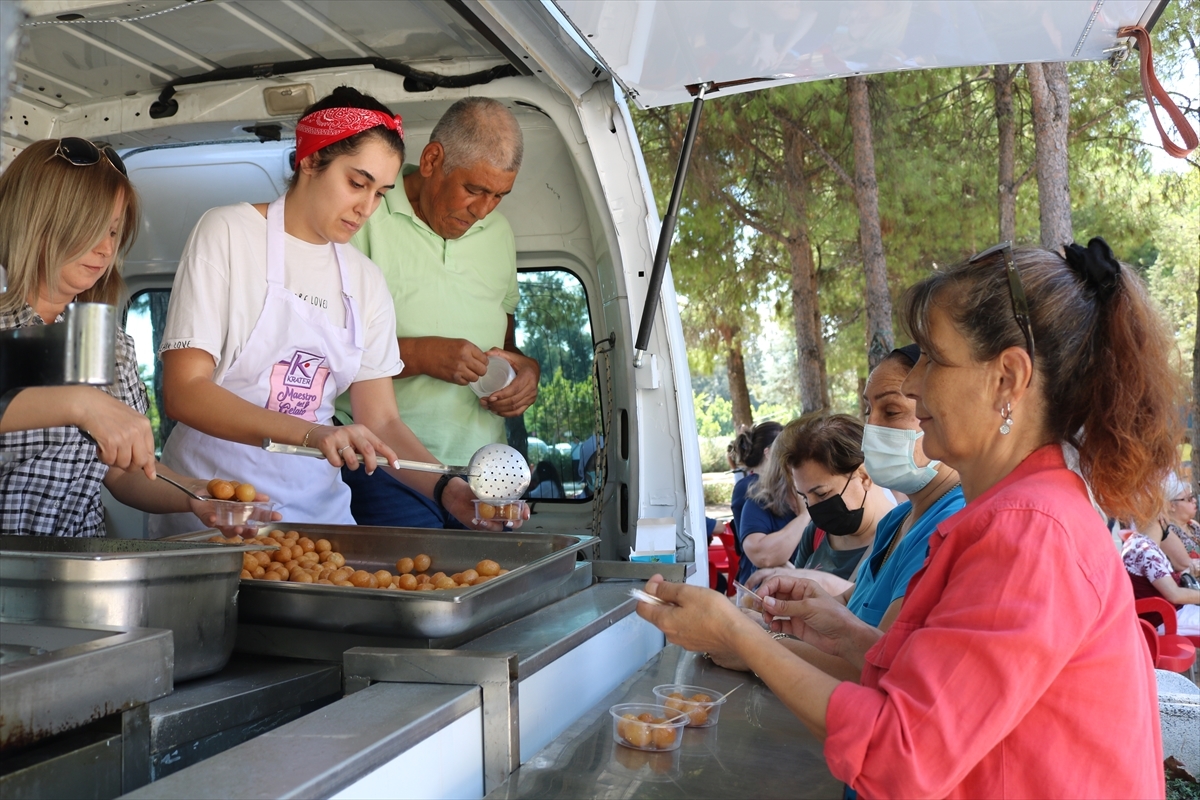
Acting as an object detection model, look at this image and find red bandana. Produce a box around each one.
[294,107,404,166]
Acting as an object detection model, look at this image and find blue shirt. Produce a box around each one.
[730,473,755,532]
[736,492,798,586]
[846,485,965,627]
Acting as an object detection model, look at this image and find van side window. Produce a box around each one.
[124,289,175,454]
[511,269,598,502]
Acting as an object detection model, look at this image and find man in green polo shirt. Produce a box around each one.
[336,97,539,527]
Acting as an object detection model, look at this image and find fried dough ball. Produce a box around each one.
[413,554,431,573]
[262,571,283,581]
[316,579,334,585]
[618,715,651,749]
[416,583,435,591]
[477,503,497,520]
[291,571,314,583]
[297,537,316,553]
[395,557,414,575]
[651,725,677,749]
[434,576,458,590]
[348,570,372,587]
[373,570,393,585]
[398,574,418,590]
[431,572,447,583]
[233,483,257,503]
[327,553,345,568]
[252,566,265,578]
[207,479,235,500]
[460,568,479,584]
[450,573,464,584]
[476,559,500,577]
[315,539,332,553]
[240,569,252,579]
[415,573,430,584]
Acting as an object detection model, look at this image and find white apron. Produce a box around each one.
[151,195,364,535]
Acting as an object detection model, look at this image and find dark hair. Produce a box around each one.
[886,343,921,368]
[288,86,405,189]
[776,414,865,476]
[902,245,1182,524]
[733,421,783,470]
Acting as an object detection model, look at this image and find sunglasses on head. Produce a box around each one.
[969,241,1035,368]
[51,137,127,177]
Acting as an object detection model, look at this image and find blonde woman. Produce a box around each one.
[0,138,248,535]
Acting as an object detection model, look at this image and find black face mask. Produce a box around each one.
[806,475,866,537]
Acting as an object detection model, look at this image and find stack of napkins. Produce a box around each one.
[630,517,676,563]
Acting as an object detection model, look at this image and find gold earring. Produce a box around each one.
[1000,402,1013,435]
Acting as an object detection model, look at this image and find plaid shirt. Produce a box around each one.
[0,304,148,536]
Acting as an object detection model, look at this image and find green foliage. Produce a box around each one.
[524,366,594,448]
[703,480,734,506]
[698,435,733,473]
[634,0,1199,414]
[1168,777,1200,800]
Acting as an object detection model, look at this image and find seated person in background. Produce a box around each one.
[730,421,782,529]
[1162,471,1200,561]
[1135,476,1199,575]
[722,348,964,680]
[336,97,539,528]
[1122,528,1200,635]
[735,439,805,587]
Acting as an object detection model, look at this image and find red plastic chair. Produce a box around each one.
[1135,597,1197,672]
[1139,618,1160,665]
[707,536,727,590]
[722,522,739,597]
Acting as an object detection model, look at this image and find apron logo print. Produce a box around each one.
[283,350,326,389]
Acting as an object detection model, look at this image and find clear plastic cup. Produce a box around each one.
[206,499,278,528]
[652,684,728,728]
[468,356,516,398]
[472,498,526,524]
[610,703,688,751]
[733,579,764,612]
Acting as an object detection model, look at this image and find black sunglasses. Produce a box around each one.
[51,137,127,177]
[969,241,1035,367]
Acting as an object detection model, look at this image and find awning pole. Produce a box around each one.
[633,82,710,368]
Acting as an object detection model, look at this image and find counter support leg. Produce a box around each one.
[343,648,518,795]
[121,704,151,794]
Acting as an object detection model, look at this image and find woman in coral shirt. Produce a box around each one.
[638,239,1174,798]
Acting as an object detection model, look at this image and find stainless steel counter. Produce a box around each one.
[487,645,841,800]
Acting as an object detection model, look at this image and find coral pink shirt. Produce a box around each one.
[825,446,1162,799]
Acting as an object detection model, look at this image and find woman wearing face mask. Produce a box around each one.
[151,87,495,534]
[778,414,894,583]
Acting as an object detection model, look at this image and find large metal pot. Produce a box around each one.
[0,536,266,680]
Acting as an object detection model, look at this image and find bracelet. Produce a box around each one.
[771,632,796,642]
[433,474,454,510]
[301,424,321,448]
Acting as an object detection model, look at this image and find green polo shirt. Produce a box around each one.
[336,166,519,465]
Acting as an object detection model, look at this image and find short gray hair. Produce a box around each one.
[430,97,524,174]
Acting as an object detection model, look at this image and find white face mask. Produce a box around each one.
[861,423,940,494]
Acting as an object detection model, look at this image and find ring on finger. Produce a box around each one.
[338,445,353,455]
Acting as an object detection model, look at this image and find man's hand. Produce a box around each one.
[479,348,539,417]
[399,336,489,385]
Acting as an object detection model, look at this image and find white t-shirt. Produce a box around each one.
[160,203,401,384]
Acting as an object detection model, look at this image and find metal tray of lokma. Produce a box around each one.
[164,524,596,639]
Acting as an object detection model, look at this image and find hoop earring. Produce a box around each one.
[1000,402,1013,435]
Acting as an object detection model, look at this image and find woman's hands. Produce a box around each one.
[75,388,158,478]
[635,575,759,662]
[442,477,530,531]
[186,483,282,534]
[758,576,882,670]
[746,566,854,598]
[307,423,399,474]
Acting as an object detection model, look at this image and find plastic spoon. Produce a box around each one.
[156,473,206,502]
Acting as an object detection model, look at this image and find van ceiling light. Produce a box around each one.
[264,84,314,116]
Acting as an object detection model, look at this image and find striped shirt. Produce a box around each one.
[0,303,148,536]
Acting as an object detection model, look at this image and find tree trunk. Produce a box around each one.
[994,64,1017,243]
[1026,61,1073,249]
[720,324,754,431]
[847,76,894,371]
[1193,276,1200,497]
[782,126,828,414]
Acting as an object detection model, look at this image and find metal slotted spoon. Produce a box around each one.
[262,439,531,501]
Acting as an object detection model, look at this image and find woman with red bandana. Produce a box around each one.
[151,87,490,534]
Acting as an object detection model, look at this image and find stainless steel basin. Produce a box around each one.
[0,621,172,751]
[0,536,268,680]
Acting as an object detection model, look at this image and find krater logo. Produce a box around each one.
[283,351,326,389]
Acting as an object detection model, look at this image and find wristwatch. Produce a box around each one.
[433,474,454,510]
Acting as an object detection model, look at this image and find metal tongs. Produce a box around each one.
[262,439,531,501]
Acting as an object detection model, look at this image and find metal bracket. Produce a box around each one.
[342,648,518,795]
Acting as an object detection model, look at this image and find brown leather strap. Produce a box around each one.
[1119,25,1198,159]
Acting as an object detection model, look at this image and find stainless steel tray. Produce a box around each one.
[164,525,596,639]
[0,536,269,681]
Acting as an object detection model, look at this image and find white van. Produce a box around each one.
[0,1,1170,795]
